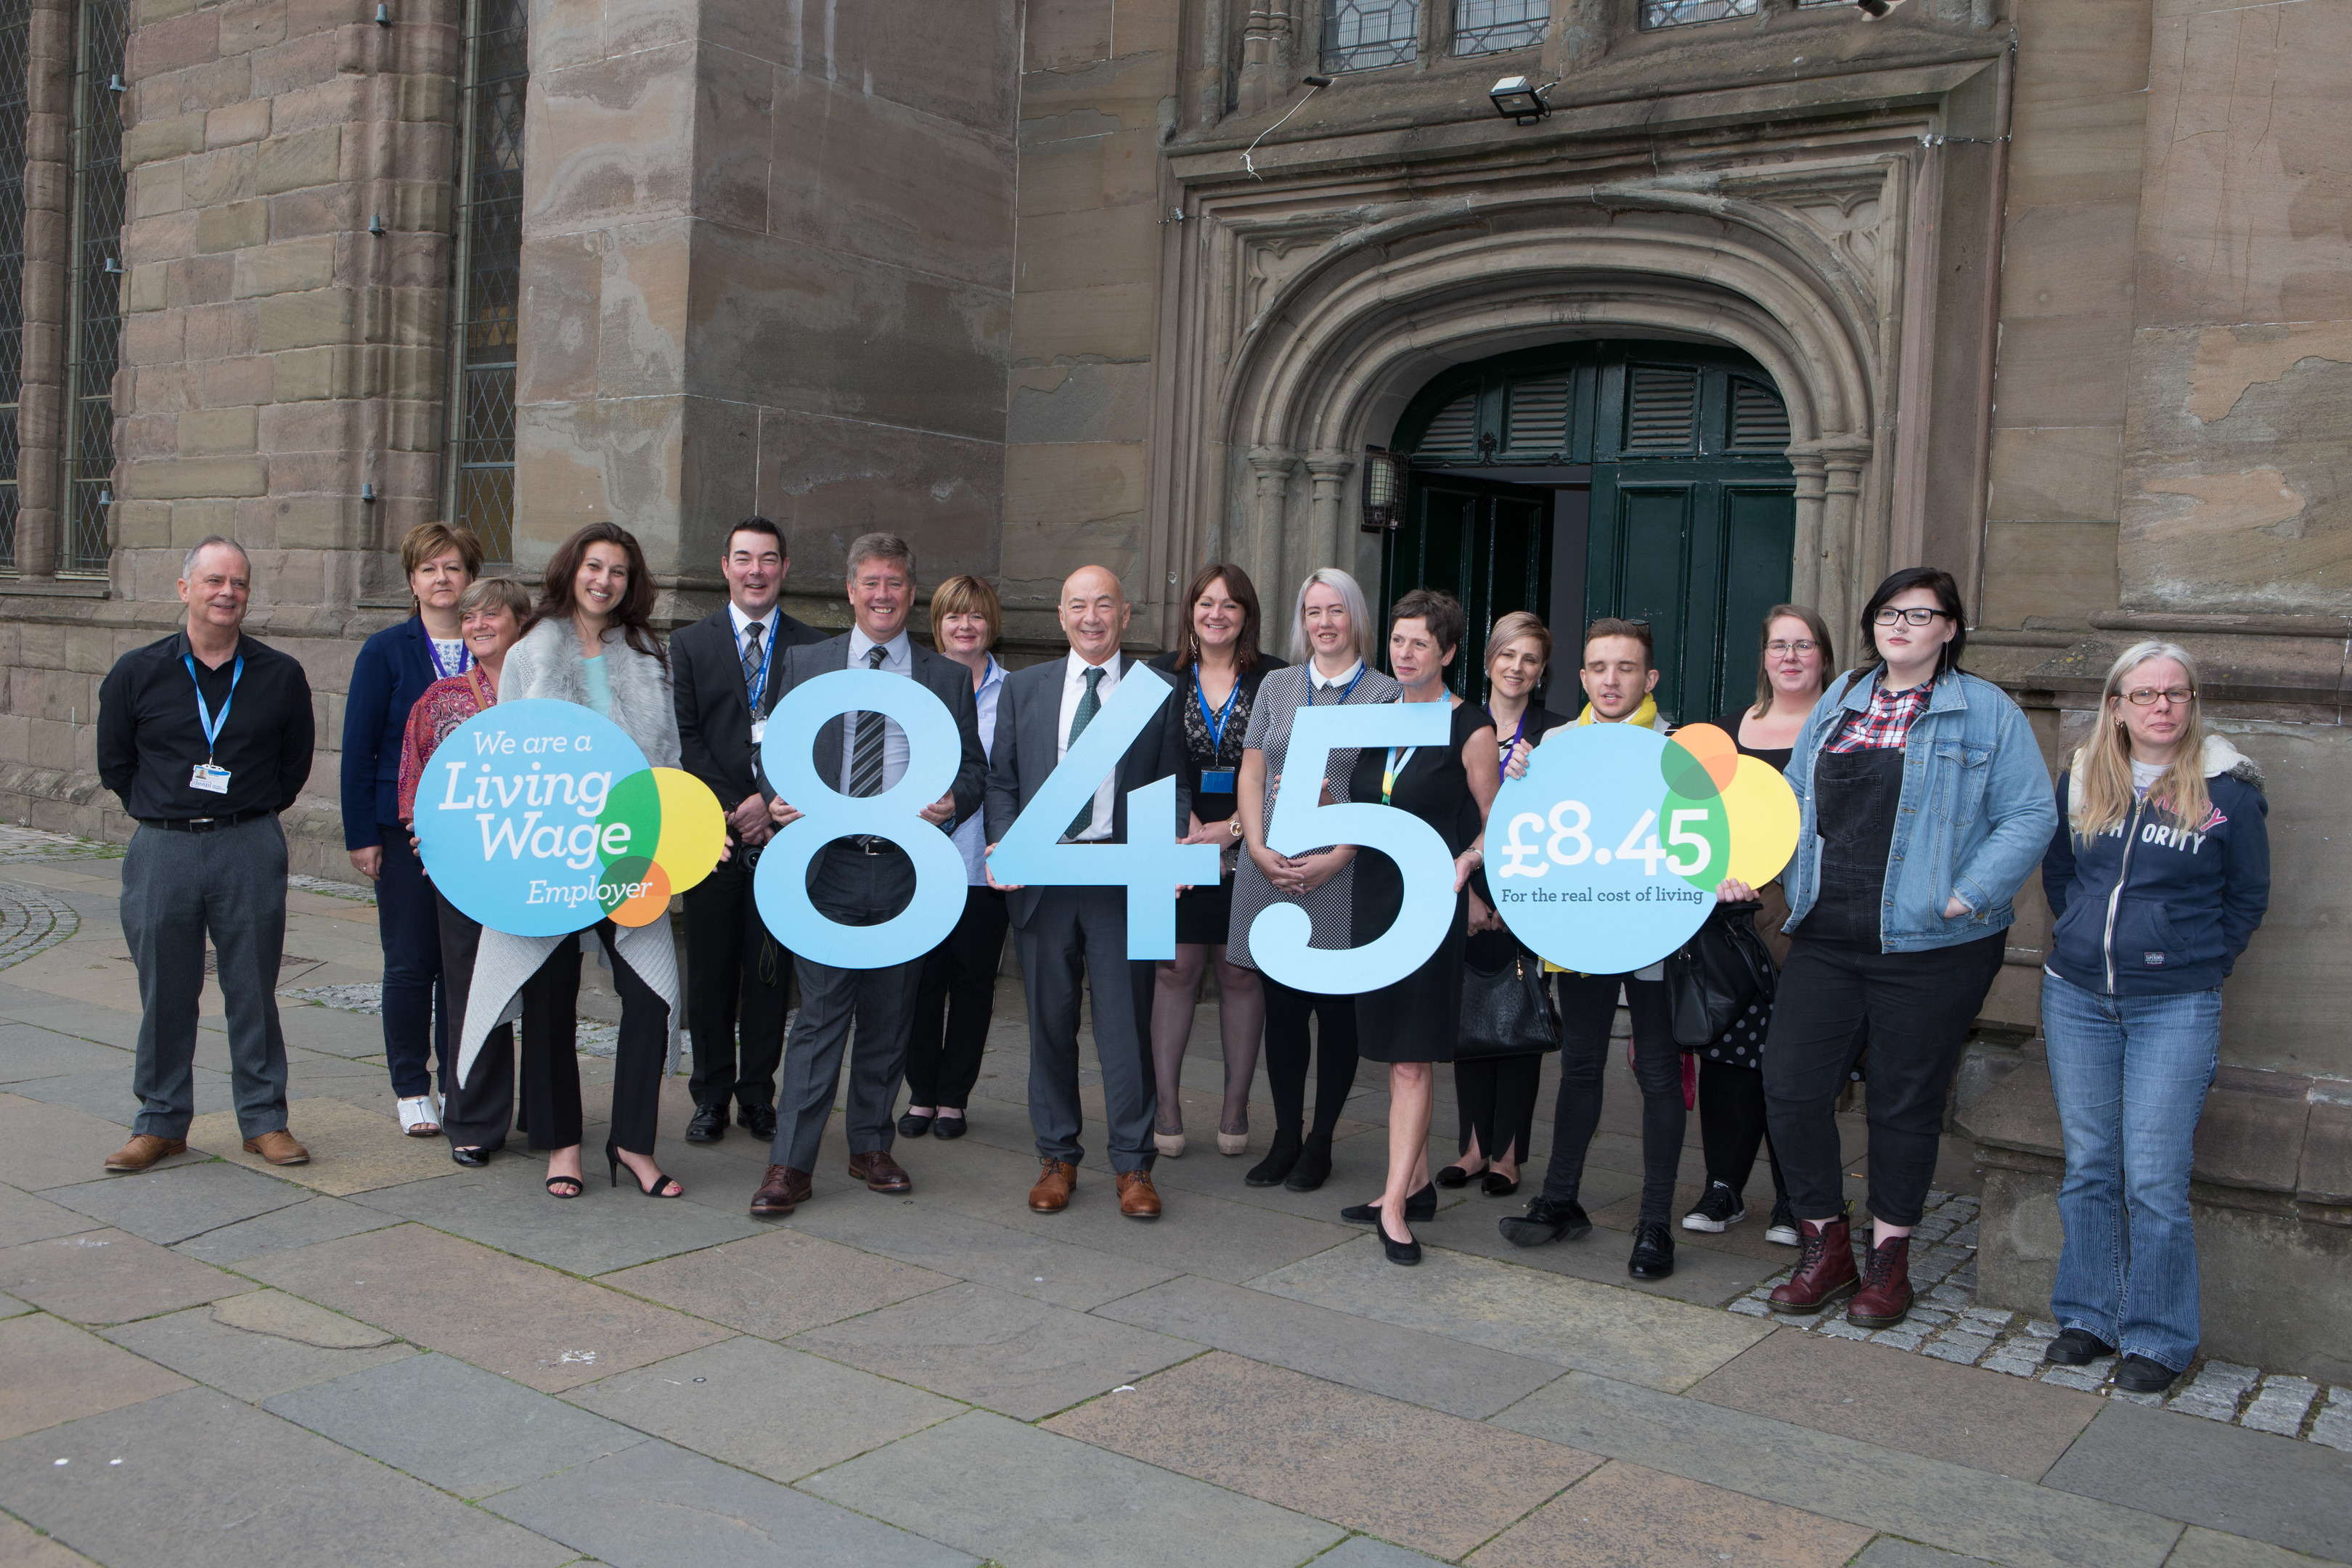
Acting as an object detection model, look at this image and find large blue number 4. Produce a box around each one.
[1249,701,1455,995]
[986,667,1222,960]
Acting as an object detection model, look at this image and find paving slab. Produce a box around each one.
[0,1229,242,1324]
[0,1290,28,1318]
[1434,1206,1779,1307]
[2163,1524,2341,1568]
[564,1335,962,1482]
[1466,1458,1874,1568]
[2041,1400,2352,1561]
[779,1196,1180,1310]
[1687,1324,2103,1481]
[1590,1180,1798,1263]
[0,1384,573,1568]
[0,1026,132,1087]
[489,1436,978,1568]
[0,1512,102,1567]
[168,1193,401,1264]
[1849,1541,1996,1567]
[0,1184,102,1249]
[598,1230,955,1339]
[351,1161,767,1275]
[803,1409,1346,1568]
[7,1066,235,1126]
[0,1314,192,1440]
[1490,1371,2181,1568]
[1250,1234,1771,1392]
[264,1352,648,1498]
[1045,1351,1600,1559]
[43,1161,306,1246]
[272,1007,400,1061]
[0,1093,202,1191]
[187,1097,452,1196]
[0,1005,145,1053]
[1090,1273,1564,1419]
[789,1281,1195,1420]
[245,1224,733,1392]
[1310,1540,1453,1568]
[102,1292,412,1401]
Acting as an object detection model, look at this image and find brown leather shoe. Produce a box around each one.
[104,1134,187,1172]
[1847,1233,1914,1328]
[1768,1215,1858,1314]
[1116,1169,1161,1221]
[848,1149,912,1193]
[242,1130,310,1166]
[750,1164,813,1217]
[1029,1158,1077,1212]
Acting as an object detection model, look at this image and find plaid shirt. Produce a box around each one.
[1826,676,1932,753]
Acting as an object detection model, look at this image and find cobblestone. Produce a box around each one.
[0,879,79,971]
[2311,1389,2352,1452]
[2241,1375,2321,1437]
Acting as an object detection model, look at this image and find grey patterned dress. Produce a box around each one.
[1226,661,1403,973]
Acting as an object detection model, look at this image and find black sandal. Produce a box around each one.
[545,1172,583,1199]
[607,1143,682,1198]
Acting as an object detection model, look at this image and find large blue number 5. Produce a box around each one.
[1249,701,1455,994]
[985,667,1222,960]
[753,668,969,968]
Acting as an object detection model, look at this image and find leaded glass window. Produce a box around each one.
[1321,0,1417,73]
[0,0,28,569]
[61,0,123,573]
[1640,0,1757,27]
[1453,0,1546,55]
[446,0,526,563]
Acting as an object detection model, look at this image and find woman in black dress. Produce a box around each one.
[1445,611,1570,1198]
[1342,589,1500,1265]
[1139,564,1287,1157]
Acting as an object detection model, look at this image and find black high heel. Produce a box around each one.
[607,1143,682,1198]
[544,1172,582,1199]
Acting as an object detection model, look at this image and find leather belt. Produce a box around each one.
[845,835,902,856]
[144,809,272,834]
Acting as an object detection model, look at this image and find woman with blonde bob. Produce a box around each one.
[2037,641,2269,1392]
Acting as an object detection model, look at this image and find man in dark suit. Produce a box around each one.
[986,565,1187,1221]
[748,532,989,1217]
[671,516,828,1145]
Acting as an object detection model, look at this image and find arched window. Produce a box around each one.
[0,0,27,568]
[1453,0,1548,55]
[1320,0,1418,73]
[445,0,528,564]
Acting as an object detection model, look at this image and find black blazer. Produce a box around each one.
[756,632,989,830]
[984,653,1189,928]
[672,606,826,814]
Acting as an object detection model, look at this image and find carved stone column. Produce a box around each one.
[1786,446,1829,613]
[1245,444,1298,608]
[1816,436,1875,642]
[1238,4,1275,115]
[1305,450,1355,571]
[13,0,72,580]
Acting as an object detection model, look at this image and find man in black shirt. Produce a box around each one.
[95,536,317,1172]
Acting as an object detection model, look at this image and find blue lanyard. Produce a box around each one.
[1307,665,1366,706]
[426,635,473,681]
[184,652,245,761]
[1487,704,1527,761]
[1193,670,1241,754]
[743,620,772,713]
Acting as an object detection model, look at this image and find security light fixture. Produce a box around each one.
[1360,449,1409,533]
[1855,0,1910,15]
[1490,76,1556,125]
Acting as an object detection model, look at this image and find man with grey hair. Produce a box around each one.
[94,536,317,1172]
[746,533,988,1217]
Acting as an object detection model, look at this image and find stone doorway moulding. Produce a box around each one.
[1151,149,1948,651]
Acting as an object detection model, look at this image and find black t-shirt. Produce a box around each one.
[1711,710,1792,774]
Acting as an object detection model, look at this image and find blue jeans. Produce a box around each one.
[2041,971,2221,1372]
[375,823,449,1099]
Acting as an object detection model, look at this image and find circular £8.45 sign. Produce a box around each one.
[413,698,726,936]
[1487,721,1799,975]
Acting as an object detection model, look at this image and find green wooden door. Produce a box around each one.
[1385,474,1554,699]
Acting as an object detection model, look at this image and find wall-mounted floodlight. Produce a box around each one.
[1490,76,1556,125]
[1855,0,1910,15]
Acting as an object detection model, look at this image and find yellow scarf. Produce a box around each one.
[1574,693,1659,730]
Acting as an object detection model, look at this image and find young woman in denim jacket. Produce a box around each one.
[1720,568,2059,1329]
[2036,641,2268,1393]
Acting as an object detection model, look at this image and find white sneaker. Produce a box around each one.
[397,1095,441,1136]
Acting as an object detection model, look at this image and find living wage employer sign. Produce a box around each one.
[1487,721,1800,974]
[414,699,726,936]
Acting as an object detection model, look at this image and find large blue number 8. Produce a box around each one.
[752,668,970,968]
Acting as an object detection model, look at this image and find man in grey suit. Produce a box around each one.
[748,534,989,1218]
[986,565,1187,1221]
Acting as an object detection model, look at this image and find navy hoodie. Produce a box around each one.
[2041,738,2270,997]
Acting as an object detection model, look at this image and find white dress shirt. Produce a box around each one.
[727,602,777,777]
[1057,650,1122,841]
[951,656,1006,883]
[841,626,913,793]
[1307,658,1365,703]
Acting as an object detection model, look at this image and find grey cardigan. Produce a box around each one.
[499,618,682,768]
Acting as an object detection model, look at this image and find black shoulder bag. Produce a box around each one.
[1666,901,1778,1050]
[1459,945,1561,1060]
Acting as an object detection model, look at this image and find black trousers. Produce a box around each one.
[1455,1055,1543,1164]
[1697,1059,1786,1204]
[1262,976,1357,1142]
[1763,932,2005,1227]
[437,891,513,1151]
[905,884,1010,1109]
[682,850,788,1114]
[1538,973,1683,1222]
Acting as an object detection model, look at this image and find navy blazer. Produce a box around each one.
[341,616,445,849]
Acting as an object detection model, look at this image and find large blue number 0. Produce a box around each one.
[1250,701,1455,993]
[753,669,970,968]
[986,667,1222,960]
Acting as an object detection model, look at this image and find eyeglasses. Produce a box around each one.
[1872,608,1951,627]
[2121,687,2196,707]
[1765,640,1818,656]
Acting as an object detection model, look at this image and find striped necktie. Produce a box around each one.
[848,645,890,797]
[1063,665,1105,838]
[740,621,765,703]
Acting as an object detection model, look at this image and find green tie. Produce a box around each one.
[1064,665,1105,839]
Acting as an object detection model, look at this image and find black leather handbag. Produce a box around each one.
[1458,946,1561,1060]
[1667,902,1779,1050]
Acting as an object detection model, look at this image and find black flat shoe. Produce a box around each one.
[1498,1197,1591,1248]
[1434,1163,1482,1189]
[451,1146,490,1168]
[1282,1135,1334,1193]
[1481,1171,1519,1198]
[2043,1328,2117,1367]
[898,1110,935,1138]
[738,1103,777,1143]
[2113,1355,2180,1394]
[685,1104,727,1144]
[1245,1128,1302,1188]
[1379,1211,1421,1266]
[1339,1184,1437,1225]
[931,1114,968,1140]
[1628,1219,1675,1279]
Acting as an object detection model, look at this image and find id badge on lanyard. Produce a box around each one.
[1195,671,1241,793]
[185,651,244,796]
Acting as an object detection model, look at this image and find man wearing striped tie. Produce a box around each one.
[747,534,989,1219]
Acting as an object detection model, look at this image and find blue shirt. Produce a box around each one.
[951,656,1005,885]
[581,655,613,719]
